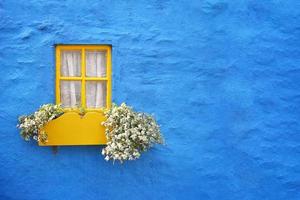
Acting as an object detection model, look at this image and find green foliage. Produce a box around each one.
[102,103,164,163]
[17,104,64,143]
[17,103,164,163]
[78,106,87,117]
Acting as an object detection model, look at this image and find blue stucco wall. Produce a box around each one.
[0,0,300,199]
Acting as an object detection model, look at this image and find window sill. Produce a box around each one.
[38,111,107,146]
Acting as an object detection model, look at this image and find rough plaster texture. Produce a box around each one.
[0,0,300,200]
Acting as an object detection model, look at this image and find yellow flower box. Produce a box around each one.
[39,112,107,146]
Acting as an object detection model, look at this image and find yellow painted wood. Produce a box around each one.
[59,77,81,80]
[60,77,108,81]
[61,108,106,113]
[55,48,60,104]
[39,112,107,146]
[57,45,111,51]
[106,46,112,108]
[55,44,112,110]
[48,44,112,146]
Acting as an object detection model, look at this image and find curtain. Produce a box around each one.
[86,51,106,77]
[60,50,106,108]
[60,51,81,108]
[85,51,106,108]
[86,81,106,108]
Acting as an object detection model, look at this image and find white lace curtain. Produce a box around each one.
[60,50,106,108]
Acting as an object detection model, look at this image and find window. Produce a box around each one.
[38,45,111,146]
[55,45,112,111]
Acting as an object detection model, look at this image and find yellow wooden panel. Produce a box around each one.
[39,112,107,146]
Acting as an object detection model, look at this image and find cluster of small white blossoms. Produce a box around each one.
[101,103,164,163]
[17,104,64,143]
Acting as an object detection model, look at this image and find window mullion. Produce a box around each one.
[60,77,82,80]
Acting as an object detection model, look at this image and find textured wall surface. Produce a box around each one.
[0,0,300,199]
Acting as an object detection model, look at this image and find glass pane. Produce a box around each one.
[86,81,106,108]
[60,81,81,108]
[85,51,106,77]
[61,50,81,77]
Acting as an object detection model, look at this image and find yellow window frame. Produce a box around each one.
[55,44,112,111]
[39,44,111,146]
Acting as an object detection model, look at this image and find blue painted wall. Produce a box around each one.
[0,0,300,199]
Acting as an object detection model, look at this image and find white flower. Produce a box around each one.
[101,149,106,155]
[17,104,64,144]
[101,103,164,163]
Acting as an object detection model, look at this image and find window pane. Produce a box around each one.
[86,81,106,108]
[85,51,106,77]
[61,50,81,77]
[60,81,81,108]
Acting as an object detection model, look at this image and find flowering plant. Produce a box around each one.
[17,104,64,143]
[101,103,164,163]
[17,103,164,163]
